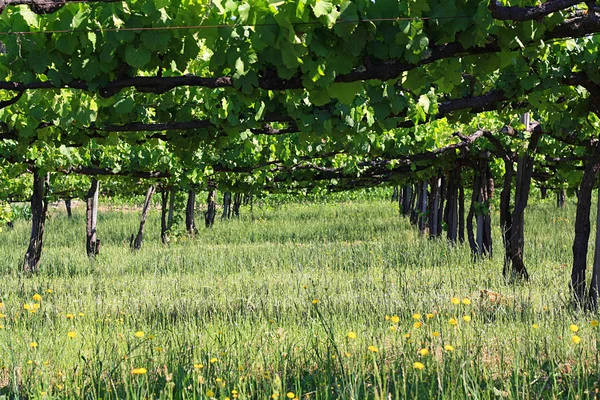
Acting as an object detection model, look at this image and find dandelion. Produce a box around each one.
[23,304,30,310]
[78,313,85,317]
[30,342,38,348]
[418,348,429,356]
[210,357,218,363]
[404,333,411,339]
[131,367,147,375]
[194,363,204,369]
[67,331,76,338]
[368,345,378,353]
[312,299,319,304]
[591,320,599,327]
[449,318,458,325]
[432,331,440,337]
[0,313,4,318]
[347,331,357,339]
[206,389,215,397]
[463,315,471,322]
[389,325,397,331]
[413,321,422,328]
[572,335,581,344]
[413,361,425,370]
[413,313,421,320]
[532,324,539,329]
[391,315,400,323]
[385,315,390,321]
[66,314,74,319]
[426,313,434,319]
[33,303,40,310]
[287,393,295,399]
[32,294,42,302]
[46,289,52,294]
[451,297,460,305]
[462,298,471,305]
[569,324,579,333]
[134,331,145,338]
[444,344,455,352]
[344,352,351,357]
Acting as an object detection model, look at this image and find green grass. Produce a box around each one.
[0,197,598,399]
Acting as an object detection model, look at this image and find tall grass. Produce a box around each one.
[0,197,597,399]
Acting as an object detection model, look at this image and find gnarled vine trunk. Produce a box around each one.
[222,192,232,219]
[572,148,600,308]
[185,189,196,235]
[23,169,49,273]
[64,198,72,218]
[161,189,169,245]
[205,185,217,228]
[85,179,100,257]
[131,185,155,250]
[233,193,242,218]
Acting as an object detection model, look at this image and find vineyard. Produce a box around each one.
[1,0,600,397]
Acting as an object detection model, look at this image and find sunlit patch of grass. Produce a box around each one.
[0,198,598,398]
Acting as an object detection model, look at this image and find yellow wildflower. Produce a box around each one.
[463,315,471,323]
[569,324,579,333]
[368,345,378,353]
[391,315,400,324]
[572,335,581,344]
[413,362,425,370]
[449,318,458,325]
[413,321,422,329]
[592,320,599,327]
[418,348,429,356]
[67,331,76,338]
[32,294,42,302]
[444,344,454,352]
[131,367,147,375]
[412,313,421,320]
[462,298,471,305]
[451,297,460,305]
[134,331,145,338]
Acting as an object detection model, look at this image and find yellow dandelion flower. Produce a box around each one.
[368,345,378,353]
[532,324,539,329]
[404,333,411,339]
[78,313,85,317]
[344,352,351,357]
[206,389,215,397]
[312,299,319,305]
[451,297,460,305]
[347,331,357,339]
[32,294,42,302]
[412,313,421,320]
[385,315,390,321]
[0,313,4,318]
[155,347,163,352]
[194,363,204,369]
[30,342,38,348]
[462,298,471,305]
[592,320,599,327]
[287,393,295,399]
[413,321,422,328]
[215,378,222,383]
[67,331,76,338]
[33,303,40,310]
[426,313,434,319]
[23,304,30,310]
[210,357,218,363]
[418,348,429,356]
[432,331,440,337]
[444,344,454,352]
[391,315,400,323]
[569,324,579,333]
[463,315,471,323]
[46,289,52,294]
[449,318,458,325]
[66,314,74,319]
[572,335,581,344]
[413,362,425,370]
[131,367,147,375]
[134,331,145,338]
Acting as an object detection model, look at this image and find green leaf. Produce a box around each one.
[56,35,79,55]
[114,97,135,114]
[417,94,430,114]
[125,45,152,69]
[328,81,362,105]
[312,0,333,18]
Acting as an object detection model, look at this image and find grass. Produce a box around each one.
[0,196,598,399]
